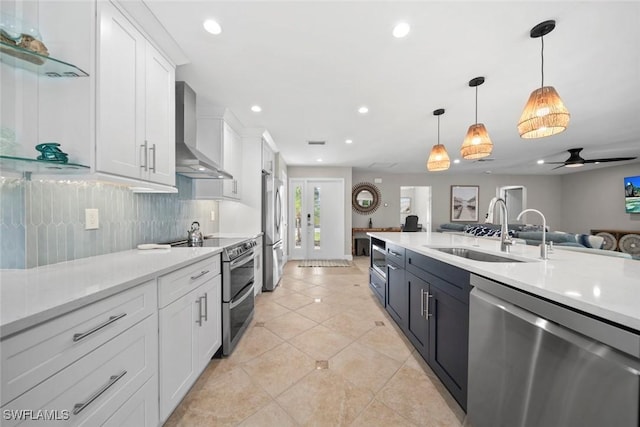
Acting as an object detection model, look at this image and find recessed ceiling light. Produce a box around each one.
[316,158,323,162]
[358,106,369,114]
[537,159,545,164]
[345,139,353,144]
[392,22,411,38]
[251,105,262,113]
[453,159,460,164]
[203,19,222,35]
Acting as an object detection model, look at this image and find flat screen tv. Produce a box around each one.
[624,175,640,213]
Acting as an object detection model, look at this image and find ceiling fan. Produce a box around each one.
[547,148,637,170]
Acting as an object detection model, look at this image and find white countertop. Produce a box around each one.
[369,232,640,331]
[0,247,222,338]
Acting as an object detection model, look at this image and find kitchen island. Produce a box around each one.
[368,231,640,426]
[368,231,640,330]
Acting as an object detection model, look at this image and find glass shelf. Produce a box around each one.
[0,41,89,77]
[0,155,90,174]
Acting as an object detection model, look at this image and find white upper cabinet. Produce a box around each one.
[194,116,243,200]
[222,121,242,199]
[96,1,175,187]
[262,139,275,174]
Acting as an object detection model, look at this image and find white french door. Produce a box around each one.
[289,179,344,260]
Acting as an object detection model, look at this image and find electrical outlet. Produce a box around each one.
[85,208,99,230]
[210,210,216,221]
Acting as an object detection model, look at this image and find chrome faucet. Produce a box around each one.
[493,198,513,253]
[517,208,548,259]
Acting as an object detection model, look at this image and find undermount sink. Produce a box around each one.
[429,247,527,263]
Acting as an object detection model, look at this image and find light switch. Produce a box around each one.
[85,209,99,230]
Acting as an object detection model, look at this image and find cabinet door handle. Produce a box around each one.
[73,370,127,415]
[140,140,148,171]
[73,313,127,342]
[149,143,156,173]
[388,264,398,271]
[190,270,210,280]
[420,288,425,318]
[425,292,433,319]
[196,298,203,326]
[203,292,208,321]
[388,250,401,258]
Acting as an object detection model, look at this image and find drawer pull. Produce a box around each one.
[73,313,127,342]
[388,264,398,271]
[190,270,210,280]
[72,370,127,415]
[388,250,401,258]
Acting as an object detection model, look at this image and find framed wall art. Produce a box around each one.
[450,185,479,222]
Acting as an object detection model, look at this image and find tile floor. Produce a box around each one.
[165,257,468,426]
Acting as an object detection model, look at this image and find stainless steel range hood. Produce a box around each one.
[175,81,233,179]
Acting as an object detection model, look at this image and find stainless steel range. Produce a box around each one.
[171,236,257,356]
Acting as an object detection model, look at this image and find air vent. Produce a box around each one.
[369,162,398,168]
[307,141,326,145]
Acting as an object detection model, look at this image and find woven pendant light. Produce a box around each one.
[461,77,493,159]
[427,109,450,172]
[518,20,570,139]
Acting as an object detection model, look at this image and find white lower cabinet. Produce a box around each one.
[1,313,158,427]
[102,376,158,427]
[158,255,222,422]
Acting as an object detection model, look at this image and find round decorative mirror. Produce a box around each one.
[352,182,381,214]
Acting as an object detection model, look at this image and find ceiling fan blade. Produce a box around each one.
[584,157,638,163]
[552,165,565,170]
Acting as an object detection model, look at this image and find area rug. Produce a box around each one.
[298,259,352,267]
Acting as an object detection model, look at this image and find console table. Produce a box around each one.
[591,229,640,253]
[352,227,401,256]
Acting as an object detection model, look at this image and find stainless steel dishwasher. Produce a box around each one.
[468,274,640,427]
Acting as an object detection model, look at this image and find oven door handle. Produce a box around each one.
[230,281,254,309]
[230,250,254,269]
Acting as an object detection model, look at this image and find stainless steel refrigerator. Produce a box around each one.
[262,172,284,291]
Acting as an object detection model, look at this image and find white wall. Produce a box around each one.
[288,166,352,257]
[352,170,564,231]
[560,163,640,233]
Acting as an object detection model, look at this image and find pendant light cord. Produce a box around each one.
[437,115,440,144]
[540,35,545,88]
[475,86,478,124]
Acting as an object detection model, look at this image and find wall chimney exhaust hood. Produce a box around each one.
[175,81,233,179]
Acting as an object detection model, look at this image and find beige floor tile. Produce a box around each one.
[321,311,377,339]
[230,325,284,364]
[184,367,272,425]
[378,364,463,427]
[242,342,316,397]
[357,323,414,363]
[278,277,315,291]
[296,285,337,298]
[264,310,318,340]
[295,300,344,323]
[350,398,418,427]
[164,406,230,427]
[276,369,373,426]
[251,300,291,322]
[237,401,298,427]
[274,292,315,310]
[330,341,403,393]
[289,324,353,359]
